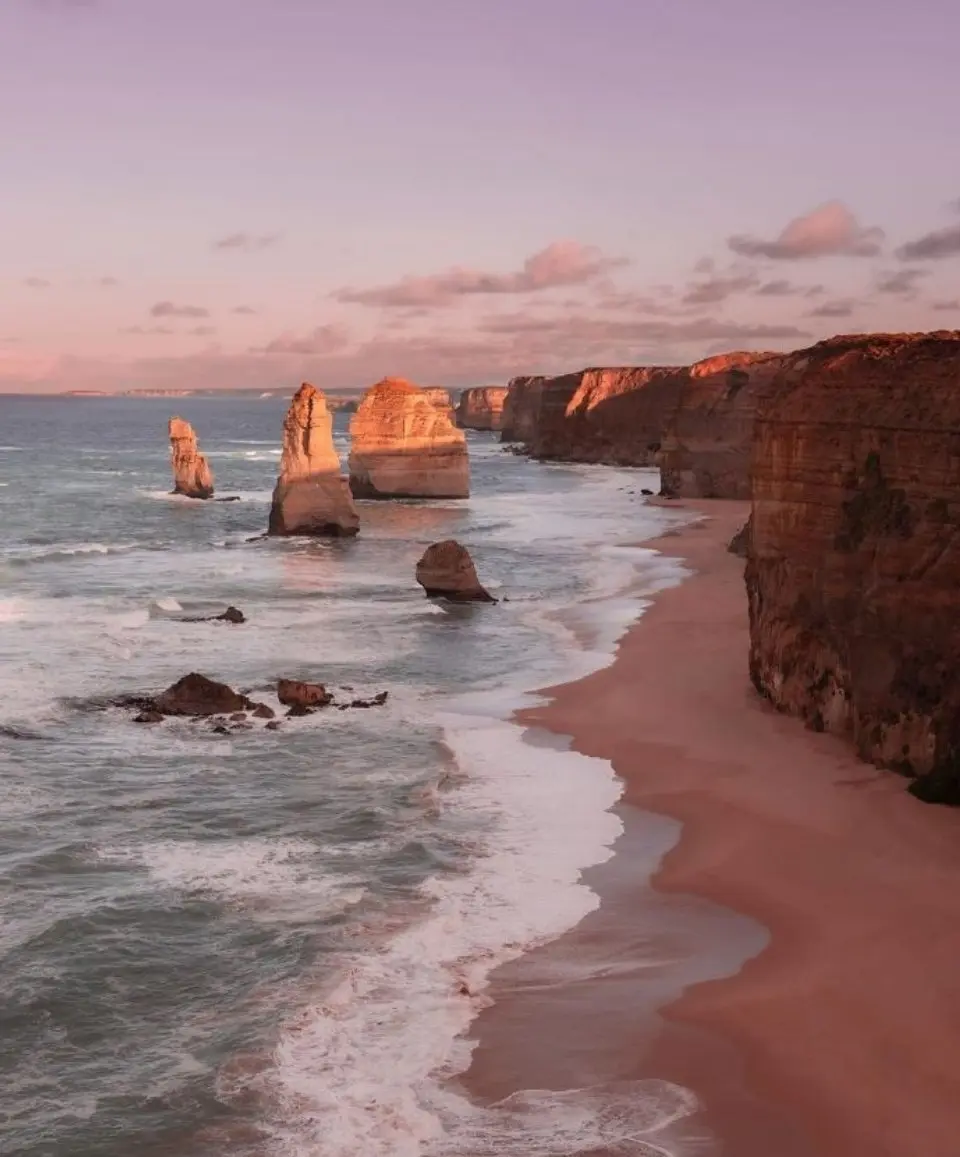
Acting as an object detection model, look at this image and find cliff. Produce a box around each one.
[168,417,214,499]
[267,383,359,536]
[499,376,548,444]
[348,377,470,499]
[746,330,960,803]
[657,352,784,498]
[456,386,509,431]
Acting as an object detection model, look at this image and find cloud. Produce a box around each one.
[335,241,628,308]
[895,224,960,262]
[875,268,929,295]
[681,273,759,307]
[755,279,824,297]
[806,299,858,318]
[932,300,959,311]
[23,277,51,288]
[728,202,884,260]
[213,232,280,252]
[476,312,809,347]
[190,326,217,337]
[150,301,210,319]
[99,276,119,287]
[231,305,258,315]
[121,326,175,336]
[252,324,351,355]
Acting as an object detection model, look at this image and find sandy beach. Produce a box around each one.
[461,500,960,1157]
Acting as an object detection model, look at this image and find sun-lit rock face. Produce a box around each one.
[348,377,470,499]
[168,416,214,499]
[657,351,785,498]
[456,386,509,431]
[267,383,359,536]
[746,330,960,804]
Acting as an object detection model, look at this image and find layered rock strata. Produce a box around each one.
[657,352,784,498]
[415,540,496,602]
[456,386,509,431]
[746,330,960,803]
[348,378,469,499]
[169,417,214,498]
[268,383,359,536]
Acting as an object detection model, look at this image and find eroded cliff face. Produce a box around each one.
[348,377,470,499]
[657,352,784,498]
[268,383,359,536]
[456,386,509,431]
[746,331,960,803]
[499,367,688,464]
[168,417,214,499]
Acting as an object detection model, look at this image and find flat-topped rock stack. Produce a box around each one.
[456,386,509,431]
[746,330,960,803]
[348,377,470,499]
[267,383,359,536]
[168,417,214,499]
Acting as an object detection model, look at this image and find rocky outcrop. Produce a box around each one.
[277,679,333,709]
[456,386,509,431]
[746,330,960,804]
[728,517,752,558]
[268,383,360,536]
[348,378,469,499]
[169,417,214,498]
[500,376,548,444]
[657,353,785,498]
[416,540,496,602]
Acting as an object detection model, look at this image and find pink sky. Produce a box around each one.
[2,0,959,393]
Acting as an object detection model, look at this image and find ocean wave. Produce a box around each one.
[2,542,139,567]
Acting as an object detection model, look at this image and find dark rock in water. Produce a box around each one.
[133,710,164,724]
[641,488,654,495]
[265,720,281,731]
[154,673,253,717]
[415,540,496,603]
[728,516,751,558]
[212,724,230,735]
[285,704,314,718]
[0,724,46,740]
[348,691,389,709]
[214,496,241,503]
[229,712,247,722]
[182,605,246,625]
[277,679,333,708]
[251,703,275,719]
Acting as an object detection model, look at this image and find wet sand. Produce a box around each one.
[460,500,960,1156]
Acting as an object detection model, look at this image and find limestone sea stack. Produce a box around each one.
[267,383,359,537]
[456,386,509,431]
[415,540,496,602]
[657,352,785,498]
[746,330,960,803]
[348,378,470,499]
[168,417,214,499]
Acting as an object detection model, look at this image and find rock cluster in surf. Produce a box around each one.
[348,377,470,499]
[168,416,214,499]
[746,331,960,803]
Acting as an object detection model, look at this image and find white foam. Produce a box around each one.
[258,718,643,1157]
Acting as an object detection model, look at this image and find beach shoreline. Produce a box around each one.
[458,499,960,1157]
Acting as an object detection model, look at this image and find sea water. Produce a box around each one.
[0,395,693,1156]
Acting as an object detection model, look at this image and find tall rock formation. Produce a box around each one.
[657,352,785,498]
[746,330,960,803]
[348,378,470,499]
[168,417,214,499]
[267,383,360,536]
[415,540,495,602]
[499,376,548,444]
[456,386,509,431]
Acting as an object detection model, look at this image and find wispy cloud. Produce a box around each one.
[252,324,350,355]
[681,272,759,306]
[23,277,51,289]
[150,301,210,319]
[99,276,119,287]
[806,299,858,318]
[335,241,628,308]
[932,300,959,311]
[875,268,929,295]
[728,202,884,260]
[121,325,175,336]
[213,232,280,252]
[755,279,824,297]
[231,305,258,315]
[190,326,217,337]
[895,224,960,261]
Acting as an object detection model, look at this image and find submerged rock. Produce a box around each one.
[181,605,246,625]
[277,679,333,709]
[348,378,470,499]
[154,673,254,717]
[169,417,214,499]
[415,540,496,603]
[268,383,360,537]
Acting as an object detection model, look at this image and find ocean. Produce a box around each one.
[0,395,692,1157]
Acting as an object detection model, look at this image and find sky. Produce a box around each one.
[2,0,959,394]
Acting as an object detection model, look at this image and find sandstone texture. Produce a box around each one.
[456,386,509,431]
[415,540,496,602]
[348,378,469,499]
[745,331,960,803]
[169,416,214,498]
[657,352,785,498]
[268,383,360,536]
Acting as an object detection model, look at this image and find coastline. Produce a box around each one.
[458,499,960,1157]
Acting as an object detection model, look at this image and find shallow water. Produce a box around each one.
[0,395,692,1156]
